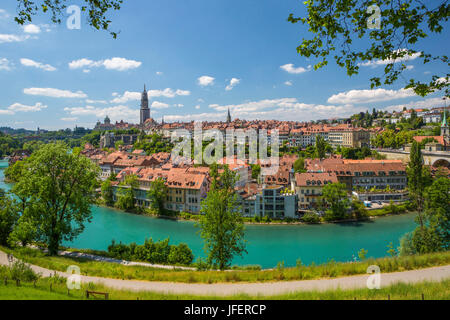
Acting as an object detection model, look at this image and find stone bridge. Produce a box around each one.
[375,149,450,168]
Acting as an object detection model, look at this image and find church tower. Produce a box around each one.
[140,84,150,125]
[227,108,232,123]
[442,108,449,141]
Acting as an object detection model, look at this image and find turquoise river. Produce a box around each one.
[0,160,417,268]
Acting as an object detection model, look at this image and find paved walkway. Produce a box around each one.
[1,250,449,297]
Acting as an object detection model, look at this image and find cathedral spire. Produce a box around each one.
[140,84,150,125]
[227,108,232,123]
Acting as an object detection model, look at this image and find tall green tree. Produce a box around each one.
[115,174,138,212]
[407,141,431,227]
[293,157,306,173]
[400,174,449,255]
[423,177,450,250]
[0,194,19,246]
[148,177,168,214]
[321,183,350,221]
[288,0,449,97]
[11,142,100,255]
[315,135,326,159]
[198,165,246,270]
[101,179,115,206]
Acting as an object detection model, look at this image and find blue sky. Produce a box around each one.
[0,0,448,130]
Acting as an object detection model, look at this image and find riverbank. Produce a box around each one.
[96,201,415,226]
[3,246,449,284]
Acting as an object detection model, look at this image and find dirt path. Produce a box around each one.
[1,250,449,297]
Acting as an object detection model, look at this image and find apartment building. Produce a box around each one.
[237,184,298,218]
[306,159,408,192]
[116,167,210,214]
[328,125,370,148]
[295,172,338,209]
[255,186,298,219]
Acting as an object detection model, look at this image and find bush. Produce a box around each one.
[107,238,194,266]
[9,260,40,283]
[302,212,321,224]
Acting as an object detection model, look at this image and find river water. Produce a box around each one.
[0,160,416,268]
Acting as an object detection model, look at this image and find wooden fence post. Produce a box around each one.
[388,294,390,300]
[422,293,424,300]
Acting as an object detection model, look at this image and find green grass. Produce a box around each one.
[0,277,448,300]
[3,246,450,284]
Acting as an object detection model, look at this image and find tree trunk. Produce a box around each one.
[48,233,60,256]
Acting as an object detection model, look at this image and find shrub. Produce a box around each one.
[9,260,40,283]
[302,212,321,224]
[107,238,194,266]
[168,243,194,265]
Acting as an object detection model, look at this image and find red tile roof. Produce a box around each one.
[295,172,338,187]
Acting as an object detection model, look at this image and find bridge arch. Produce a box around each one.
[432,158,450,168]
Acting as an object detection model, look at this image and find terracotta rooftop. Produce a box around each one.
[295,172,338,187]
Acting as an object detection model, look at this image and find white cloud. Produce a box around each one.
[284,81,293,86]
[20,58,56,71]
[0,34,30,43]
[24,87,88,99]
[195,105,201,110]
[174,104,184,108]
[359,49,421,67]
[175,89,190,96]
[8,102,47,112]
[69,57,142,72]
[0,58,12,71]
[383,96,448,112]
[327,88,416,105]
[64,105,139,122]
[280,64,311,74]
[156,71,163,75]
[111,88,191,103]
[110,91,140,104]
[69,58,101,69]
[151,101,169,109]
[198,75,215,87]
[61,117,78,122]
[0,102,47,115]
[86,99,108,104]
[103,57,142,71]
[225,78,240,91]
[23,24,41,34]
